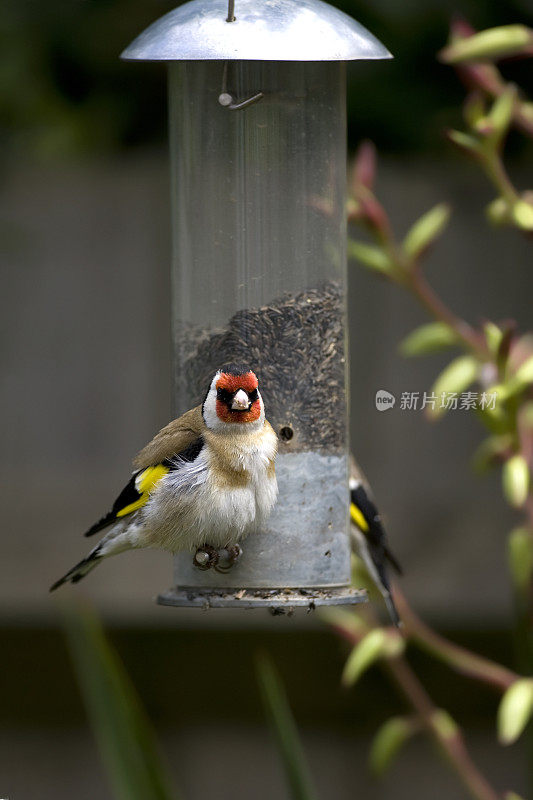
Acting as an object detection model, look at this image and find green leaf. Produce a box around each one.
[502,455,530,508]
[484,322,504,356]
[472,434,512,473]
[255,653,319,800]
[402,204,451,260]
[498,679,533,745]
[430,356,479,418]
[431,709,459,740]
[521,401,533,430]
[515,354,533,385]
[486,197,511,226]
[511,200,533,231]
[476,392,510,434]
[348,241,394,276]
[369,716,416,775]
[319,607,368,639]
[487,86,517,145]
[61,602,177,800]
[440,25,533,64]
[447,130,480,155]
[491,356,533,404]
[505,793,527,800]
[508,527,533,592]
[522,103,533,125]
[400,322,458,357]
[342,629,404,687]
[463,92,486,130]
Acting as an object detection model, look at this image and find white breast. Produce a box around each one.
[203,430,278,544]
[140,426,278,553]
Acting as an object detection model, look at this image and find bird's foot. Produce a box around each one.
[193,545,219,571]
[215,544,243,573]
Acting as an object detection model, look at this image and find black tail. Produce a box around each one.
[84,511,116,537]
[50,546,102,591]
[371,548,401,628]
[383,589,402,629]
[384,544,403,576]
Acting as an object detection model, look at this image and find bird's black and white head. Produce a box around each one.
[202,364,265,433]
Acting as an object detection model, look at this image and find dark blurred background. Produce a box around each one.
[1,0,533,797]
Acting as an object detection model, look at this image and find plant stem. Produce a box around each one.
[481,149,520,206]
[405,265,488,357]
[330,621,502,800]
[456,61,533,140]
[355,193,488,359]
[509,504,533,792]
[385,658,501,800]
[395,590,517,691]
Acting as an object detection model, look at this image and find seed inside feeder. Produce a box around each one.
[176,280,346,453]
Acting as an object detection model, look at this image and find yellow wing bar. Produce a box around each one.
[350,501,369,532]
[116,464,170,518]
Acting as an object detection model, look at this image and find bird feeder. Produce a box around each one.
[122,0,391,610]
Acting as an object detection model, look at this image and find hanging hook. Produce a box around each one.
[218,61,264,111]
[219,1,264,110]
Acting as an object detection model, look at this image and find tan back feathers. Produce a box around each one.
[133,406,205,469]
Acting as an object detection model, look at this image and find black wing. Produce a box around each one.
[84,436,205,537]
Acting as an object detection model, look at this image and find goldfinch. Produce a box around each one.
[51,365,278,590]
[349,458,402,627]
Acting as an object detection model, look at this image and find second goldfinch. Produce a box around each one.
[51,364,278,589]
[349,458,402,627]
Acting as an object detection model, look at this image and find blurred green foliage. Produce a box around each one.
[61,601,320,800]
[256,652,319,800]
[63,600,178,800]
[1,0,532,160]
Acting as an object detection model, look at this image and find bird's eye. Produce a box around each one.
[248,389,259,402]
[217,388,232,403]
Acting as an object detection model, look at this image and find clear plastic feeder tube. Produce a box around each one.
[162,60,359,607]
[121,0,392,609]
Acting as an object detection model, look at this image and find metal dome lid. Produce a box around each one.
[121,0,392,62]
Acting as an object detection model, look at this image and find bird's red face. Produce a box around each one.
[215,370,261,424]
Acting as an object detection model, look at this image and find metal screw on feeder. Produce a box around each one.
[218,61,264,110]
[122,0,391,611]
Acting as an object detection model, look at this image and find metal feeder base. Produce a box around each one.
[157,586,366,612]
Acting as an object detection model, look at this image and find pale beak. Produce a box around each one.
[231,389,250,410]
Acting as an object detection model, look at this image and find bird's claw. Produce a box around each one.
[215,544,243,573]
[193,545,219,571]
